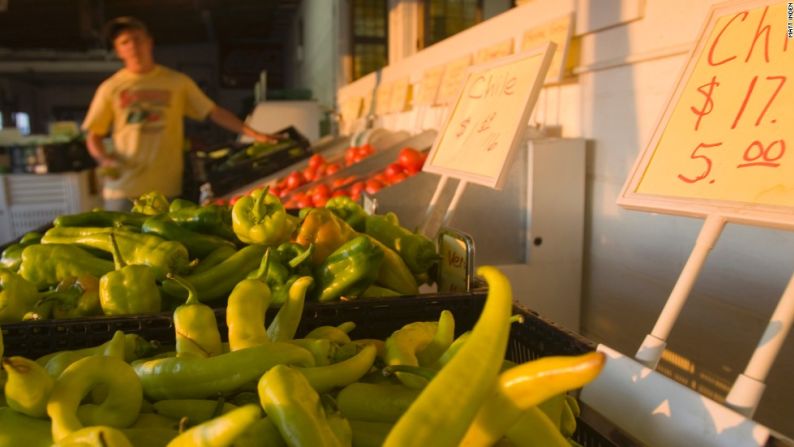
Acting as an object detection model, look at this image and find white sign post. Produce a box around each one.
[418,42,557,237]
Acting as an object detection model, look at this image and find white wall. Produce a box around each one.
[336,0,794,437]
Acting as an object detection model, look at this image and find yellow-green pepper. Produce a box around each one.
[99,233,161,315]
[0,268,39,323]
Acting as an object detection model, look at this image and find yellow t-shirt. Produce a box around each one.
[82,65,215,199]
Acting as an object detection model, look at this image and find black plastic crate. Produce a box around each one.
[188,126,312,199]
[1,292,616,447]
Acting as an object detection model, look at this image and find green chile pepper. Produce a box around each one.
[325,196,368,232]
[0,406,53,447]
[337,382,420,423]
[258,364,346,447]
[142,215,236,259]
[415,310,454,366]
[46,355,143,442]
[349,420,393,447]
[286,338,335,367]
[99,233,162,315]
[153,399,238,425]
[190,245,236,275]
[365,213,439,275]
[41,227,189,281]
[37,332,156,370]
[267,276,313,342]
[54,211,148,228]
[314,235,383,302]
[227,251,272,351]
[167,404,261,447]
[169,198,198,212]
[132,191,170,216]
[460,352,605,446]
[305,324,353,345]
[168,274,223,358]
[232,187,294,246]
[2,356,54,418]
[0,231,42,271]
[384,321,438,389]
[298,344,377,393]
[56,426,133,447]
[39,274,102,319]
[366,235,418,296]
[161,244,267,302]
[233,417,287,447]
[18,244,114,290]
[505,406,570,447]
[133,342,315,401]
[0,269,40,323]
[383,266,513,447]
[167,204,235,240]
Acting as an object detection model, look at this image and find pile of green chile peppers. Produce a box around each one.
[0,266,607,447]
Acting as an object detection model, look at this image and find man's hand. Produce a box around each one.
[251,132,282,144]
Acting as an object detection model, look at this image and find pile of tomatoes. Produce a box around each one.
[283,147,427,209]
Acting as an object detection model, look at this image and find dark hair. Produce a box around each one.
[103,16,149,47]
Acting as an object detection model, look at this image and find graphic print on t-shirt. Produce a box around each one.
[119,89,171,131]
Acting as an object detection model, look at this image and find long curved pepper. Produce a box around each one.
[298,344,377,393]
[168,274,223,358]
[460,351,606,446]
[46,355,142,442]
[166,404,261,447]
[266,276,313,342]
[383,266,513,447]
[56,425,134,447]
[227,249,272,351]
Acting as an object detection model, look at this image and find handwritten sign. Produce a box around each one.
[424,43,556,188]
[521,14,574,82]
[389,78,412,113]
[620,0,794,229]
[436,54,473,105]
[437,229,475,293]
[339,96,362,127]
[474,38,515,65]
[375,82,393,116]
[417,65,445,106]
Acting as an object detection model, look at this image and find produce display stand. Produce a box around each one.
[0,292,624,447]
[276,129,437,204]
[220,128,412,201]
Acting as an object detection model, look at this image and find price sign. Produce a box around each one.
[389,78,412,113]
[375,82,393,116]
[620,0,794,229]
[436,54,473,105]
[473,38,515,65]
[424,43,556,188]
[437,228,475,293]
[521,14,574,82]
[416,65,445,106]
[339,96,362,127]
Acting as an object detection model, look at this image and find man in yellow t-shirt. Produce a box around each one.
[83,17,277,211]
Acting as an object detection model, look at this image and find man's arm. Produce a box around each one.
[86,131,117,167]
[208,106,278,143]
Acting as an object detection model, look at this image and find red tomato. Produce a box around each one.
[269,186,281,197]
[397,148,423,171]
[331,178,348,189]
[331,189,349,198]
[372,173,387,184]
[404,166,420,176]
[351,154,367,165]
[389,172,408,184]
[384,163,403,178]
[325,163,341,175]
[296,196,314,208]
[283,199,297,209]
[312,191,329,207]
[360,144,375,155]
[308,154,326,169]
[365,178,383,195]
[314,164,327,179]
[303,166,317,182]
[313,183,331,197]
[349,181,366,197]
[215,198,229,207]
[286,171,305,190]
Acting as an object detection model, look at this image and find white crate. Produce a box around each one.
[0,170,101,245]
